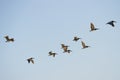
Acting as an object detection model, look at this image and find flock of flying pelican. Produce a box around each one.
[4,20,116,64]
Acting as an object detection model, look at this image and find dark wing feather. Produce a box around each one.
[90,23,95,31]
[30,59,34,64]
[5,36,9,41]
[27,59,30,63]
[81,41,86,48]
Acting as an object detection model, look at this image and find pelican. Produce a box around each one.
[4,36,14,42]
[48,51,57,57]
[106,20,116,27]
[90,23,99,31]
[81,41,90,49]
[73,36,80,41]
[27,57,34,64]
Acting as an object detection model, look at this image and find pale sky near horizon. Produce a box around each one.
[0,0,120,80]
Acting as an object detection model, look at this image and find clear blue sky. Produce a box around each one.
[0,0,120,80]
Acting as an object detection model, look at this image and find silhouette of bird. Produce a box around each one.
[48,51,57,57]
[73,36,80,41]
[4,36,14,42]
[90,23,99,31]
[81,41,90,49]
[27,57,34,64]
[106,20,116,27]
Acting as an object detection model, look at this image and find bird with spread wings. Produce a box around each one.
[90,23,99,31]
[27,57,34,64]
[106,20,116,27]
[81,41,90,49]
[48,51,58,57]
[4,35,14,42]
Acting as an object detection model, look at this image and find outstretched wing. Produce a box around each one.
[4,36,9,41]
[81,41,86,48]
[11,38,14,41]
[107,21,116,27]
[27,59,30,63]
[30,59,34,64]
[90,23,95,31]
[61,44,65,48]
[111,23,114,27]
[73,36,80,41]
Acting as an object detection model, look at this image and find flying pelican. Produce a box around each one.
[73,36,80,41]
[48,51,57,57]
[106,20,116,27]
[4,36,14,42]
[27,57,34,64]
[81,41,90,49]
[90,23,99,31]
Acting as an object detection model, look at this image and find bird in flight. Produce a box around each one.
[90,23,99,31]
[48,51,57,57]
[61,44,71,53]
[106,20,116,27]
[61,44,72,53]
[81,41,90,49]
[4,36,14,42]
[27,57,34,64]
[73,36,81,41]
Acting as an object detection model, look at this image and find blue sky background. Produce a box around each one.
[0,0,120,80]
